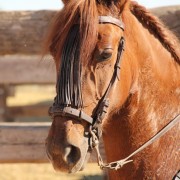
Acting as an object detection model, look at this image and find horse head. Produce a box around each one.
[45,0,130,173]
[45,0,180,178]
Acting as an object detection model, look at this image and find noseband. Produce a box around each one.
[49,15,125,142]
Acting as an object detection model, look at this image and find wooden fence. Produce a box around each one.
[0,55,57,162]
[0,122,105,163]
[0,6,179,55]
[0,6,179,163]
[0,55,55,121]
[0,55,105,162]
[0,122,50,163]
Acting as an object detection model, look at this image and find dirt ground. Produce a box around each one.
[1,85,104,180]
[0,163,104,180]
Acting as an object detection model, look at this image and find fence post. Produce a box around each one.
[0,85,7,121]
[0,85,14,122]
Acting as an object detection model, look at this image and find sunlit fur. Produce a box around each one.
[45,0,180,179]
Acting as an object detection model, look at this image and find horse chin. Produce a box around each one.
[79,151,92,171]
[52,157,85,173]
[51,150,90,173]
[69,151,91,173]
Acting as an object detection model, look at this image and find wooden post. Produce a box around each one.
[0,85,7,121]
[0,85,15,122]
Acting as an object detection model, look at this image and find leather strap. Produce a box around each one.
[94,114,180,170]
[90,37,125,141]
[99,16,125,30]
[49,106,93,124]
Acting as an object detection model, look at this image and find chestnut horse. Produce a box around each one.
[45,0,180,179]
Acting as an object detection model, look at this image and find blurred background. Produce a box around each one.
[0,0,179,180]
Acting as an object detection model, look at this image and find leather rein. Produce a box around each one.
[49,15,180,170]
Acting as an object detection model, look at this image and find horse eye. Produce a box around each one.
[99,49,113,61]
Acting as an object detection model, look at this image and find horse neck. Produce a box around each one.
[102,11,180,179]
[127,11,180,125]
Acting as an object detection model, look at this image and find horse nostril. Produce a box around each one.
[63,145,81,165]
[63,146,71,163]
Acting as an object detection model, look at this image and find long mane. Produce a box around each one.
[130,2,180,64]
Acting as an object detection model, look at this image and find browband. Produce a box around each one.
[99,16,125,30]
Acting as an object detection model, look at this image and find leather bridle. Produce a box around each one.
[49,15,125,143]
[49,15,180,170]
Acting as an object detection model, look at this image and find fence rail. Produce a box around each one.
[8,105,49,118]
[0,55,55,121]
[0,7,179,55]
[0,55,55,85]
[0,122,105,163]
[0,122,50,163]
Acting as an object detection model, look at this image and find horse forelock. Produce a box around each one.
[44,0,99,65]
[130,2,180,64]
[44,0,131,64]
[78,0,99,65]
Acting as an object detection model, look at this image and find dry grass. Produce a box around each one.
[2,85,104,180]
[7,85,56,106]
